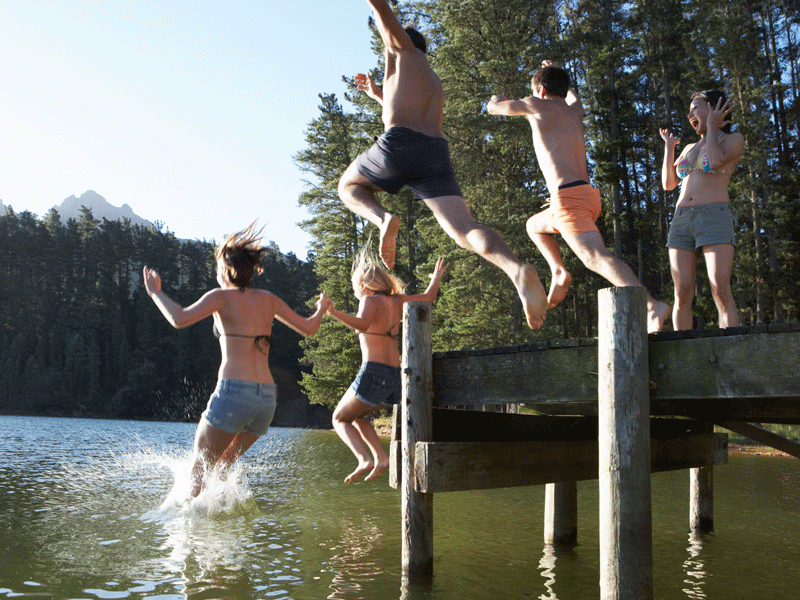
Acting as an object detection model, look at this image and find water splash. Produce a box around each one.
[144,455,261,523]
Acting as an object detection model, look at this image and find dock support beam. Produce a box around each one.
[544,482,578,546]
[598,287,653,600]
[690,466,714,532]
[401,302,434,576]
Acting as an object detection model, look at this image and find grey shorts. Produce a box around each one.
[666,202,736,251]
[350,362,402,408]
[201,379,277,436]
[355,127,463,199]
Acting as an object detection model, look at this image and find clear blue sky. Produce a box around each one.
[0,0,380,257]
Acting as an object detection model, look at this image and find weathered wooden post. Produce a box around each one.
[690,466,714,532]
[544,482,578,546]
[401,301,434,576]
[598,287,653,600]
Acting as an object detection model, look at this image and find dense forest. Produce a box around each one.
[2,0,797,417]
[0,208,325,422]
[297,0,799,407]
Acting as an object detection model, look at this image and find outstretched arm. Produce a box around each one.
[328,295,379,333]
[143,266,221,328]
[487,94,537,117]
[402,258,449,303]
[367,0,416,54]
[274,292,332,337]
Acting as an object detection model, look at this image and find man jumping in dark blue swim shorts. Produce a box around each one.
[337,0,548,330]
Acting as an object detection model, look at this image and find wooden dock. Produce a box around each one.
[390,288,800,598]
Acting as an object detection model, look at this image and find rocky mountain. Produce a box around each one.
[1,191,153,228]
[54,190,153,227]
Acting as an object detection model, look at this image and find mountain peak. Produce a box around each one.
[56,191,152,227]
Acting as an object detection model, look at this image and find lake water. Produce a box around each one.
[1,415,799,599]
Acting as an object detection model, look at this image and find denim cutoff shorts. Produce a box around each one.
[201,379,277,436]
[350,362,402,408]
[666,202,737,251]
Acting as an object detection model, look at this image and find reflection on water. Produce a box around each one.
[682,532,707,599]
[538,545,558,600]
[1,416,800,600]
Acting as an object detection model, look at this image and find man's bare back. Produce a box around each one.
[376,29,444,137]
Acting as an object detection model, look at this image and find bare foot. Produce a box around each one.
[364,459,389,481]
[515,264,547,329]
[647,300,671,333]
[344,461,374,484]
[547,268,572,308]
[379,215,400,270]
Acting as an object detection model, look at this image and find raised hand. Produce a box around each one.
[354,73,383,103]
[142,266,162,296]
[707,97,733,131]
[659,127,681,146]
[429,257,449,283]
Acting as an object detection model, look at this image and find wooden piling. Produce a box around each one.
[544,482,578,546]
[598,287,653,600]
[690,467,714,532]
[401,301,434,576]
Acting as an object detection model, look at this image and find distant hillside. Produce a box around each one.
[55,190,153,228]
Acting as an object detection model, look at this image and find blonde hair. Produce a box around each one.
[351,242,406,296]
[214,222,265,288]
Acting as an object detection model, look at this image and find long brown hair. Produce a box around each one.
[214,222,266,289]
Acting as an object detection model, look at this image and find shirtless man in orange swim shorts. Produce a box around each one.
[487,60,670,333]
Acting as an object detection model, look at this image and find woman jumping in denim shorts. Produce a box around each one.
[660,90,745,330]
[326,245,448,484]
[144,222,330,498]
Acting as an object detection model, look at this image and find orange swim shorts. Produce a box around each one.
[549,184,602,238]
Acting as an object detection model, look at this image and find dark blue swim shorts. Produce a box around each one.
[350,362,402,408]
[355,126,463,199]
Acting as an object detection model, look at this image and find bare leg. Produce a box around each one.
[217,430,260,478]
[352,418,390,481]
[424,195,547,329]
[338,161,399,269]
[332,389,384,484]
[702,243,739,328]
[190,418,237,497]
[526,210,573,308]
[565,231,670,333]
[669,247,697,331]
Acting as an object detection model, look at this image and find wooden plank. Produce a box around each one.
[432,344,598,407]
[414,433,727,493]
[428,329,800,417]
[649,331,800,402]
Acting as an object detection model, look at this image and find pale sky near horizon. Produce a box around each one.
[0,0,381,257]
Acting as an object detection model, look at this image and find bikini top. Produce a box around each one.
[362,326,400,343]
[675,134,726,179]
[213,324,271,354]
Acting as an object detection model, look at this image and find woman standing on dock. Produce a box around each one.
[327,246,448,483]
[660,90,744,330]
[144,223,331,499]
